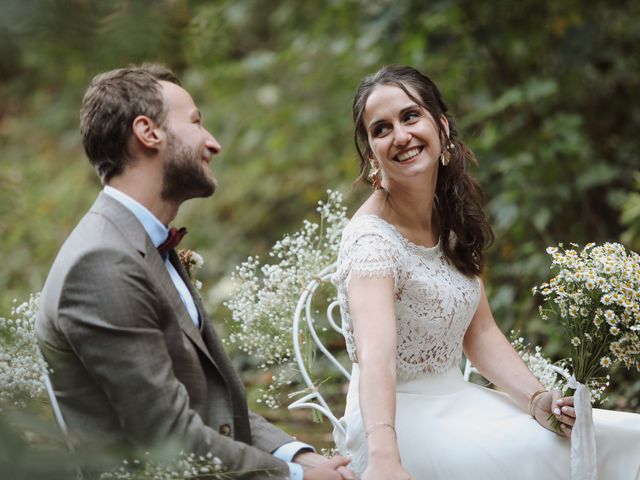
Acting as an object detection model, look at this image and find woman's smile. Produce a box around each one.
[394,146,423,163]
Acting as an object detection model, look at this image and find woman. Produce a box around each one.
[332,65,640,479]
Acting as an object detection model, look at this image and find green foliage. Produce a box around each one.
[1,0,639,451]
[621,173,640,251]
[0,410,76,479]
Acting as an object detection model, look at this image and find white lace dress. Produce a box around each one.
[332,214,640,479]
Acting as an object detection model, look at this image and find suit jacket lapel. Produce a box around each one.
[169,253,234,373]
[168,251,209,332]
[149,247,219,367]
[168,253,244,388]
[169,251,252,442]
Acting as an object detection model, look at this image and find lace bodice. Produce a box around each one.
[333,214,481,380]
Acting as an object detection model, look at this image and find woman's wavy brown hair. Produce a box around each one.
[352,65,493,276]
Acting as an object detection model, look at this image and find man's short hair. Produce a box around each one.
[79,64,181,183]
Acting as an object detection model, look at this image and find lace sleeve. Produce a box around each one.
[338,230,401,287]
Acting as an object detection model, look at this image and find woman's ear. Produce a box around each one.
[440,115,450,138]
[132,115,162,149]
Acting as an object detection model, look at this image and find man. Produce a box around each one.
[35,65,353,480]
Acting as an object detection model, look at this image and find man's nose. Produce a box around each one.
[205,131,222,154]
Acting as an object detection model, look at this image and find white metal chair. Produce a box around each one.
[288,262,484,436]
[41,358,86,479]
[288,263,351,436]
[40,357,76,454]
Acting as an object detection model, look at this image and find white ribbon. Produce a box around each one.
[567,375,597,480]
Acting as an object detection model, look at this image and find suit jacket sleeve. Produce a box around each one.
[248,410,303,455]
[57,247,291,479]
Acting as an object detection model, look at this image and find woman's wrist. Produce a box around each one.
[528,388,548,417]
[367,447,402,465]
[365,422,396,438]
[367,433,401,460]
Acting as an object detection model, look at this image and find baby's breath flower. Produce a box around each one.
[0,293,48,406]
[224,190,348,407]
[99,451,228,479]
[510,334,564,391]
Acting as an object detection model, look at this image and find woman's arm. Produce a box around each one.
[348,274,412,480]
[463,281,575,436]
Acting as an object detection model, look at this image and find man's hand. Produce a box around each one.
[294,452,355,480]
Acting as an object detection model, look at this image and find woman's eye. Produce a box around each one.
[405,111,420,122]
[372,124,389,137]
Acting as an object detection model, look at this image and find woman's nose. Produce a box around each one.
[393,126,411,146]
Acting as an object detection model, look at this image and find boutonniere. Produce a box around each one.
[178,249,204,290]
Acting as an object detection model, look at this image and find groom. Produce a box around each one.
[35,65,352,480]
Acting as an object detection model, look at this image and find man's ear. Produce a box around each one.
[132,115,162,149]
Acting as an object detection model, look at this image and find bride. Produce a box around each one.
[332,64,640,479]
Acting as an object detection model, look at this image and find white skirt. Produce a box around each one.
[334,364,640,479]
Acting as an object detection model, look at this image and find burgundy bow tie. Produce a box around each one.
[157,227,187,255]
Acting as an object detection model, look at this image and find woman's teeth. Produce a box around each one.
[396,147,421,162]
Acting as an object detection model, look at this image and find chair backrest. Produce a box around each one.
[288,262,484,435]
[40,356,76,454]
[288,262,351,436]
[41,356,87,479]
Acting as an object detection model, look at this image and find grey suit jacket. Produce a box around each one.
[35,193,292,478]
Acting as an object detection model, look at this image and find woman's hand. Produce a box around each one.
[532,389,576,438]
[302,455,356,480]
[293,452,356,480]
[362,457,412,480]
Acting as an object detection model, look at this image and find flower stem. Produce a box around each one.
[547,386,576,432]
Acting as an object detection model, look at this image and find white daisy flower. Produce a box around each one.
[600,357,612,368]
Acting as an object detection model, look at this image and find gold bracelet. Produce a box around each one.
[528,388,548,418]
[365,422,396,438]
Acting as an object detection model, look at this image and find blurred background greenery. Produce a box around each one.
[1,0,639,466]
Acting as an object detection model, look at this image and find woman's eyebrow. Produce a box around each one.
[367,103,420,130]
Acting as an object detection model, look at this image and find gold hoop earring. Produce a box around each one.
[369,163,382,190]
[440,139,455,166]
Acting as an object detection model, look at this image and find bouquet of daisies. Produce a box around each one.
[534,242,640,395]
[534,242,640,479]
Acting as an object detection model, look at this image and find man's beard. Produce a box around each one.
[161,130,216,203]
